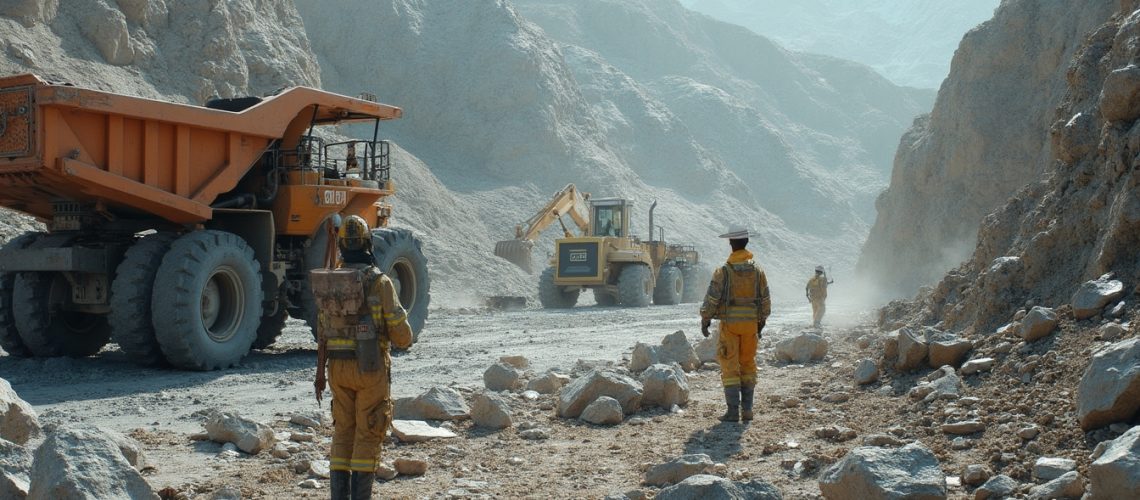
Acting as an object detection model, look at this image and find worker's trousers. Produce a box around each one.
[716,320,758,388]
[329,358,391,472]
[811,298,826,327]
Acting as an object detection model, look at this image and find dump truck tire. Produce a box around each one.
[109,232,176,366]
[371,228,431,342]
[681,266,710,303]
[654,265,683,305]
[0,232,41,357]
[252,305,288,350]
[494,239,534,273]
[617,264,653,307]
[539,266,579,308]
[152,231,262,370]
[13,272,111,357]
[593,289,617,307]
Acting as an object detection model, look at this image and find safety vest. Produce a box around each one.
[719,262,763,323]
[310,266,384,371]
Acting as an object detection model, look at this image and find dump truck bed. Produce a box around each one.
[0,74,401,224]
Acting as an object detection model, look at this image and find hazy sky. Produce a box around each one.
[679,0,1000,88]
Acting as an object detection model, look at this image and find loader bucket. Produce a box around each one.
[494,239,535,273]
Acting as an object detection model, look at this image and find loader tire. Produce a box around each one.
[152,231,262,370]
[682,266,711,303]
[539,266,579,308]
[371,228,431,342]
[110,232,176,366]
[617,264,652,307]
[0,232,41,357]
[654,265,683,305]
[13,272,111,357]
[252,305,288,350]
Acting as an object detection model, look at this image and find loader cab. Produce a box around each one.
[590,198,631,238]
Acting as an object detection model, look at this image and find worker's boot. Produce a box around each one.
[350,471,375,500]
[741,384,755,421]
[330,470,350,500]
[719,386,740,422]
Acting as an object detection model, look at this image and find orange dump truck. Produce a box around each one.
[0,74,430,370]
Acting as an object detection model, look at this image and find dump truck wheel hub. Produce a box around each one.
[201,266,245,342]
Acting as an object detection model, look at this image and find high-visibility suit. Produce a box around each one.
[806,273,828,328]
[316,263,412,479]
[701,249,770,420]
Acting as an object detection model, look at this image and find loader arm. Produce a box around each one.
[495,182,590,273]
[515,183,590,241]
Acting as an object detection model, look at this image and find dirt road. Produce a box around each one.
[2,299,871,497]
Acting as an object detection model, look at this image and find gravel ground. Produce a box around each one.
[4,299,1123,499]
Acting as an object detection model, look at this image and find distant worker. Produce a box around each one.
[700,227,771,422]
[345,143,360,175]
[312,215,413,500]
[805,265,833,329]
[601,212,621,236]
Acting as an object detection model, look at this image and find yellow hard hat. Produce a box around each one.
[337,215,371,253]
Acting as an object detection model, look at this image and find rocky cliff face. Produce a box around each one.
[858,0,1119,299]
[0,0,932,300]
[0,0,319,101]
[881,0,1140,333]
[296,0,931,296]
[0,0,320,238]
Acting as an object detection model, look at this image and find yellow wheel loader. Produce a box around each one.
[497,189,706,308]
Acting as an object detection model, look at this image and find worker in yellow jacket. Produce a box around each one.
[312,215,413,500]
[806,265,832,329]
[700,227,771,422]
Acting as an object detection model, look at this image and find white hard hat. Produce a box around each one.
[718,225,756,239]
[815,265,825,273]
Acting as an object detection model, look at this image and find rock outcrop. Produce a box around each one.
[858,0,1119,298]
[877,1,1140,335]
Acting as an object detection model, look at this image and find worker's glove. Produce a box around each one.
[314,372,326,406]
[757,320,766,340]
[700,318,712,338]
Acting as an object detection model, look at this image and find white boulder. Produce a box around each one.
[1072,276,1125,320]
[580,396,624,426]
[774,332,829,363]
[818,442,947,500]
[1088,426,1140,499]
[557,369,642,418]
[27,425,158,500]
[483,362,522,392]
[639,364,689,409]
[471,392,512,430]
[1077,338,1140,430]
[204,411,275,454]
[1020,307,1058,342]
[0,378,40,445]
